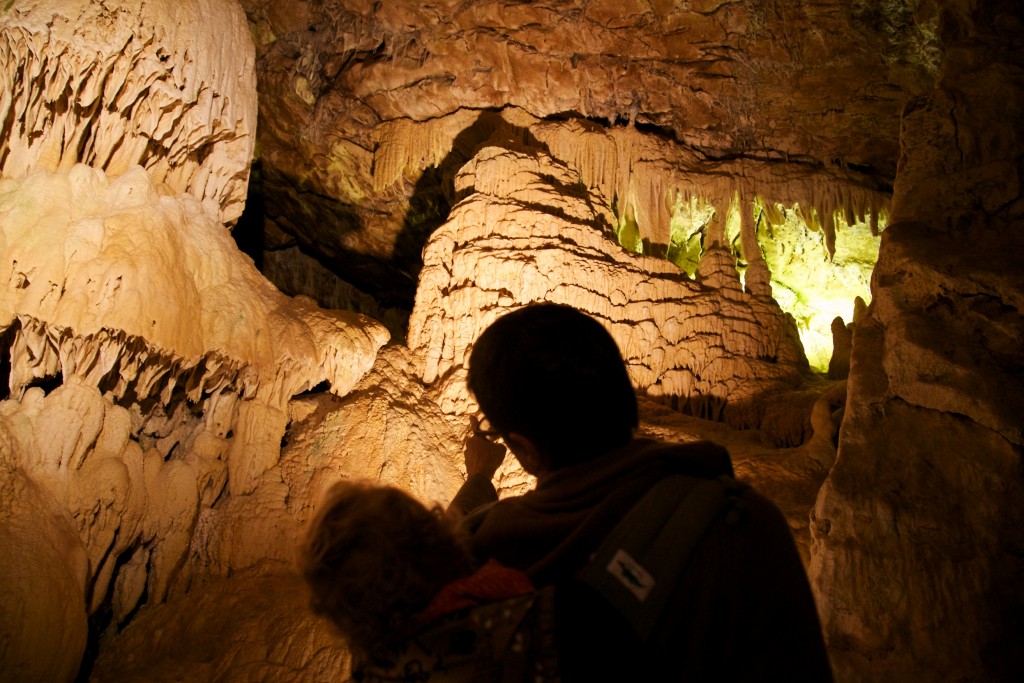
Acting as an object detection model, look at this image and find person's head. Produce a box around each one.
[467,303,638,471]
[298,480,473,656]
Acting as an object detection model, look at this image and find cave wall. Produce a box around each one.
[0,3,388,680]
[0,1,1022,682]
[241,0,929,308]
[0,0,258,226]
[811,4,1024,680]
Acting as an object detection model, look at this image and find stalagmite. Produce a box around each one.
[0,164,388,680]
[407,140,809,427]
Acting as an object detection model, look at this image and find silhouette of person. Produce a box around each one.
[450,303,834,682]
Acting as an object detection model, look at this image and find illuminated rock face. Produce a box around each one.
[0,4,388,679]
[0,3,391,679]
[0,166,389,486]
[243,0,924,305]
[89,572,350,682]
[407,139,809,426]
[0,165,388,680]
[0,464,88,683]
[810,10,1024,680]
[0,0,257,225]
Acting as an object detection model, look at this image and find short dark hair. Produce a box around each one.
[467,303,638,468]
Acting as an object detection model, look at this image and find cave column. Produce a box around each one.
[737,192,772,297]
[809,4,1024,680]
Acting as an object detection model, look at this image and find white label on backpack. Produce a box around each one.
[606,549,654,601]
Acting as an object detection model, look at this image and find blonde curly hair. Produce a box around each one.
[298,480,473,657]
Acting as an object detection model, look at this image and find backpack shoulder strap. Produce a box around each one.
[575,473,747,641]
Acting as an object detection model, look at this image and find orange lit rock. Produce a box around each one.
[407,141,809,427]
[0,0,258,225]
[90,571,350,682]
[0,164,387,678]
[0,461,88,682]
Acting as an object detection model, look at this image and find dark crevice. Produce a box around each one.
[26,371,63,396]
[74,543,151,683]
[233,161,265,267]
[0,321,18,400]
[73,601,112,683]
[295,379,331,396]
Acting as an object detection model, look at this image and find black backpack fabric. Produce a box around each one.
[575,474,748,641]
[353,474,744,682]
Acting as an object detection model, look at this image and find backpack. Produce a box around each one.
[353,474,748,682]
[352,588,560,682]
[575,473,748,642]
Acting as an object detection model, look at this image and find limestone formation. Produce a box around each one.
[184,345,468,587]
[0,457,88,683]
[262,244,411,341]
[0,163,388,681]
[810,6,1024,680]
[408,140,809,427]
[244,0,917,307]
[90,571,350,682]
[0,0,1020,681]
[0,164,389,480]
[827,317,853,380]
[0,0,257,225]
[375,111,889,262]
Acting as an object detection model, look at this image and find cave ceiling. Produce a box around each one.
[241,0,940,312]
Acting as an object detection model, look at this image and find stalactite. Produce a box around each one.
[0,0,257,225]
[371,110,479,193]
[371,109,889,273]
[738,191,761,264]
[409,142,808,429]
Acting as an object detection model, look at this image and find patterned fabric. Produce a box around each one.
[353,587,560,683]
[411,560,534,632]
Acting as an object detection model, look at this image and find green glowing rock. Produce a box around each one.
[758,201,883,371]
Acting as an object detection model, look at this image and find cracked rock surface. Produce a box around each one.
[408,140,809,428]
[1,1,1022,682]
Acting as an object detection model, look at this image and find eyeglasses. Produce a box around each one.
[473,416,502,440]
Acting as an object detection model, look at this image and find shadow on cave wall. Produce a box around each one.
[235,113,551,324]
[391,110,552,297]
[234,159,396,305]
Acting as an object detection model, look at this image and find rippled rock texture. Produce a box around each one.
[1,1,1021,682]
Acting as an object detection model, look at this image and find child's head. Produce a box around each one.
[298,480,473,656]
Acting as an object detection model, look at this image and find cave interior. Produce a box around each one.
[0,1,1022,682]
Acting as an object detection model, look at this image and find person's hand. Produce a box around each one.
[464,415,506,480]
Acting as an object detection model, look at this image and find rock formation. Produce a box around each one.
[810,7,1024,678]
[0,162,388,682]
[243,0,909,312]
[407,134,810,429]
[1,0,1021,682]
[0,0,257,225]
[0,3,387,680]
